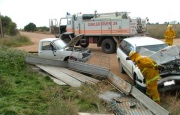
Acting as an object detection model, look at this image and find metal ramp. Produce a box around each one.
[25,56,170,115]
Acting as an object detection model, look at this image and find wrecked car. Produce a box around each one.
[38,34,91,62]
[117,36,180,92]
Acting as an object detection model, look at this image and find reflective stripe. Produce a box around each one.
[146,92,151,96]
[146,75,160,85]
[141,68,147,73]
[153,64,157,69]
[153,98,160,101]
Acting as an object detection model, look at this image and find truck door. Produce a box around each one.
[121,19,130,35]
[74,21,80,35]
[49,19,59,36]
[60,17,74,34]
[101,19,112,35]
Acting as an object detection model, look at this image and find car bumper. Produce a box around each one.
[136,75,180,93]
[78,53,91,62]
[158,75,180,92]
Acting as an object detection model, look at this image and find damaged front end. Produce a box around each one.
[158,59,180,92]
[140,45,180,92]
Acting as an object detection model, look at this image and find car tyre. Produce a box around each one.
[80,38,89,48]
[69,56,77,61]
[101,39,116,54]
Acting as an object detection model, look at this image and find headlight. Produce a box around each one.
[164,80,175,86]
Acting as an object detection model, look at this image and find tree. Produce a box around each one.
[24,23,37,32]
[37,26,49,32]
[1,15,18,36]
[8,22,18,36]
[164,22,169,24]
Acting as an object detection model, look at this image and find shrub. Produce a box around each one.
[0,35,33,47]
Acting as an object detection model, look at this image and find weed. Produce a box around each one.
[147,24,180,39]
[0,35,33,47]
[161,91,180,115]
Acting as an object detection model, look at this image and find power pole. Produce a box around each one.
[0,12,3,38]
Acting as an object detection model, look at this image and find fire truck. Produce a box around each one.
[49,11,148,54]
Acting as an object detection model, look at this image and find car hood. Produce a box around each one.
[67,34,83,47]
[139,45,180,76]
[139,45,180,65]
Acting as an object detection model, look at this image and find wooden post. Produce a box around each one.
[0,12,3,38]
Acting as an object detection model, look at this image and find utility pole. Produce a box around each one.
[0,12,3,38]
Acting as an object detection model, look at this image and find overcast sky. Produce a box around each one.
[0,0,179,29]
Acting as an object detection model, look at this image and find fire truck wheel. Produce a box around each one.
[101,39,116,54]
[80,39,89,48]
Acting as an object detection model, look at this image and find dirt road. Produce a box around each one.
[18,32,131,81]
[18,32,180,82]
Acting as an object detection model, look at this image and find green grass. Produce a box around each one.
[0,35,33,47]
[0,46,109,114]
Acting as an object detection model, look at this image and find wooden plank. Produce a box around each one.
[107,73,132,95]
[31,66,67,85]
[108,73,170,115]
[50,77,66,85]
[57,67,100,84]
[99,91,153,115]
[37,65,82,87]
[131,87,170,115]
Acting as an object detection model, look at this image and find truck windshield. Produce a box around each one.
[53,39,67,49]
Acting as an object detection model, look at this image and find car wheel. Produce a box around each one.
[101,39,116,54]
[80,38,89,48]
[68,56,77,61]
[119,60,125,74]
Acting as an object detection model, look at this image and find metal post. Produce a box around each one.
[0,12,3,38]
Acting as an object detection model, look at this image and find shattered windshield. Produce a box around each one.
[53,39,67,49]
[136,44,168,52]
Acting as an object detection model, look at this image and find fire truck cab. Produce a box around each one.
[49,11,148,54]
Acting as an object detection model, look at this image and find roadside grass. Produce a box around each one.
[0,35,33,47]
[0,46,110,114]
[161,91,180,115]
[48,81,112,114]
[147,24,180,39]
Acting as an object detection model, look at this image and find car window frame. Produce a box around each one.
[120,40,134,55]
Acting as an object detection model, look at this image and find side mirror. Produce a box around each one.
[126,57,131,60]
[50,44,56,51]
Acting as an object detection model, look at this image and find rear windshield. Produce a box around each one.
[136,44,168,52]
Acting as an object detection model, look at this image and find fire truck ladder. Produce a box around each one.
[94,11,130,18]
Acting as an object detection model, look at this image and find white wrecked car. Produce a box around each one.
[38,34,91,62]
[140,45,180,92]
[117,36,180,92]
